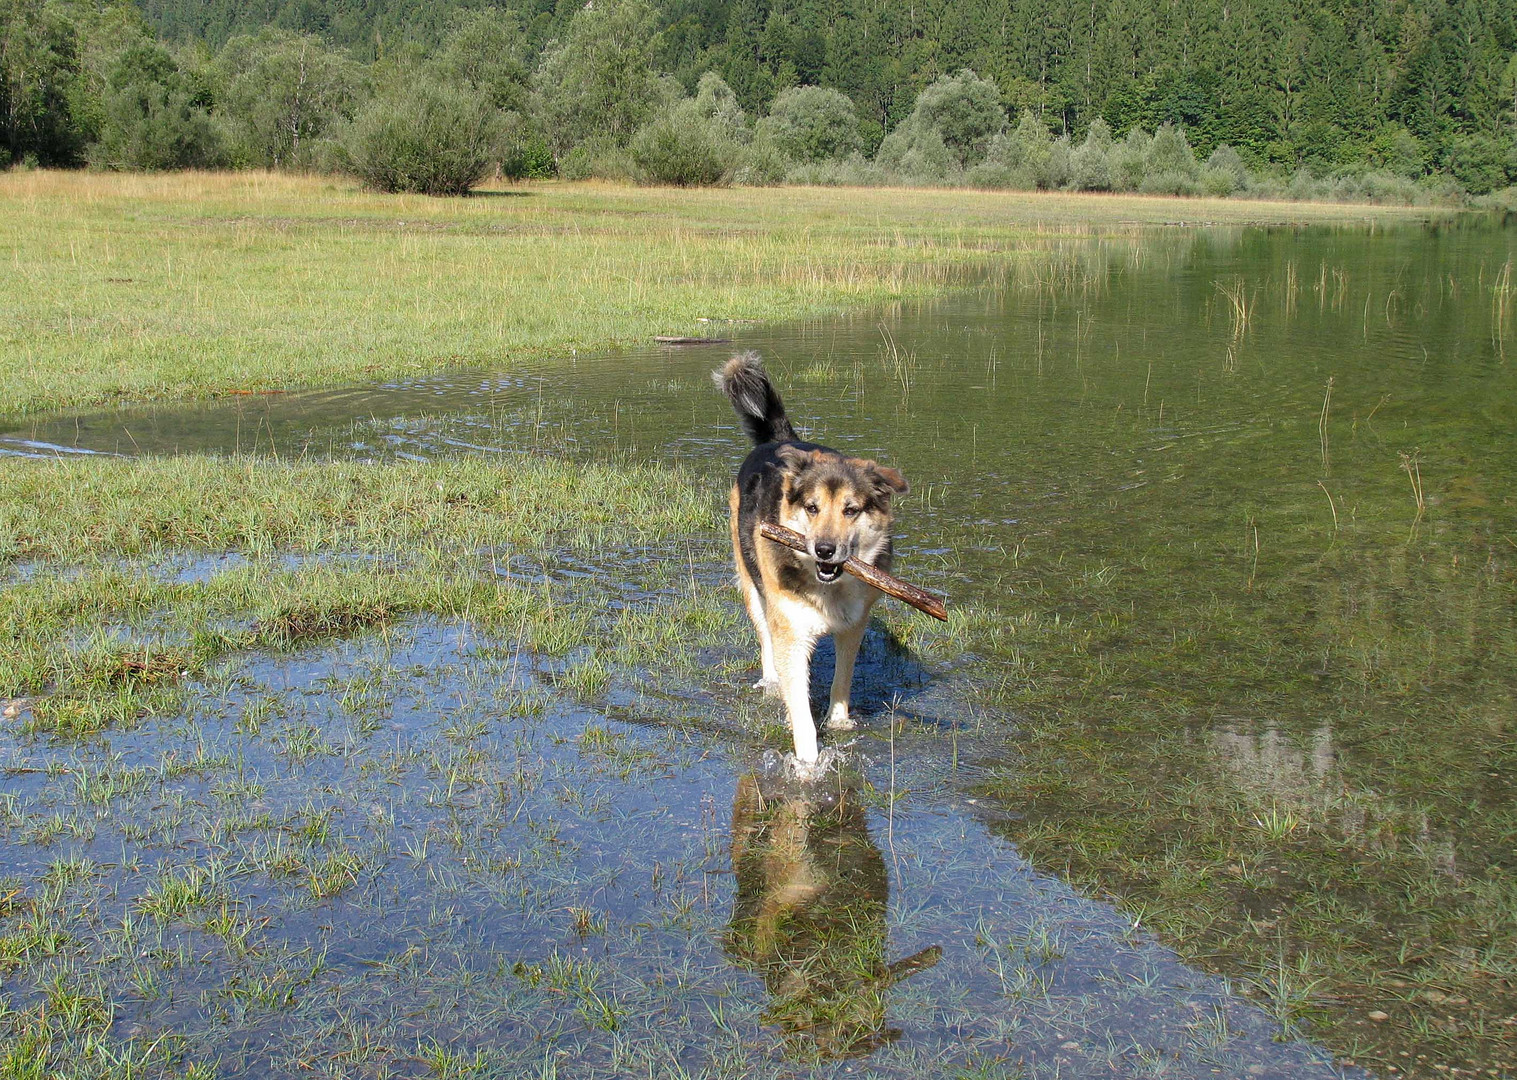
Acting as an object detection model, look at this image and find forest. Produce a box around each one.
[3,0,1516,197]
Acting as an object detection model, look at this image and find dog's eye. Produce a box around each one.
[804,502,819,516]
[842,506,860,518]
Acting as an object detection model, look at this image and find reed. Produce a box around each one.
[1215,277,1253,340]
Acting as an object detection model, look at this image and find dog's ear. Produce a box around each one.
[852,459,909,497]
[775,445,815,474]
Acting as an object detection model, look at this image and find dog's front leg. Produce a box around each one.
[825,619,867,731]
[769,611,820,762]
[736,576,780,694]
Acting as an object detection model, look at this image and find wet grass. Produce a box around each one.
[0,453,724,739]
[0,171,1450,420]
[962,444,1517,1076]
[0,451,754,1078]
[0,607,1344,1079]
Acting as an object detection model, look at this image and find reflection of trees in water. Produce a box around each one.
[1209,720,1458,875]
[723,773,940,1059]
[1210,721,1336,806]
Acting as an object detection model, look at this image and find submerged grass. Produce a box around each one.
[0,453,724,737]
[0,171,1447,419]
[964,463,1517,1076]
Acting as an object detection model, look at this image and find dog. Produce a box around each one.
[714,352,909,763]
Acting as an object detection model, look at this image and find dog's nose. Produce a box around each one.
[814,541,837,561]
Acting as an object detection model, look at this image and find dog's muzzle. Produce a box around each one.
[815,561,844,583]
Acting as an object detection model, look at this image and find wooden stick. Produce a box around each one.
[758,521,948,621]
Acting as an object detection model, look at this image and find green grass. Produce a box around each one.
[0,170,1450,420]
[0,453,715,561]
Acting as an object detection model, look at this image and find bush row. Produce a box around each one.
[612,70,1467,206]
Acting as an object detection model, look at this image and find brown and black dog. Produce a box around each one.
[714,353,909,763]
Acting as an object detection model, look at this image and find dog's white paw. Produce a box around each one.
[825,713,857,731]
[786,747,845,782]
[751,678,780,698]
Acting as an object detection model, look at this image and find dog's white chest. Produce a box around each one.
[774,578,874,641]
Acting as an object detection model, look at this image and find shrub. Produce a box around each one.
[630,100,737,185]
[905,69,1004,167]
[1145,123,1199,179]
[346,80,502,195]
[734,130,788,185]
[979,111,1057,189]
[783,153,888,187]
[1449,133,1513,196]
[755,86,861,163]
[875,119,954,182]
[1140,170,1202,196]
[1045,135,1072,188]
[1366,125,1425,178]
[557,136,637,181]
[431,8,529,112]
[692,72,750,143]
[1475,185,1517,213]
[1350,170,1425,205]
[1069,118,1114,190]
[499,115,554,179]
[1,0,89,167]
[92,42,226,170]
[1243,173,1287,200]
[1110,128,1150,191]
[531,0,665,158]
[1205,144,1249,189]
[1285,168,1322,200]
[1200,166,1237,196]
[969,153,1023,188]
[215,30,366,169]
[93,81,227,169]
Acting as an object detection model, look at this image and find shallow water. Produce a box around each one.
[6,216,1517,1075]
[0,621,1360,1078]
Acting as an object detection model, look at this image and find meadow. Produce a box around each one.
[0,170,1446,419]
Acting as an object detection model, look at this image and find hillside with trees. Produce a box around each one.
[4,0,1516,197]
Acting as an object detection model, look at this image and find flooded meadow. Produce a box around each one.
[3,215,1515,1078]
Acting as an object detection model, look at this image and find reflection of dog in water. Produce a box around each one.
[723,773,941,1059]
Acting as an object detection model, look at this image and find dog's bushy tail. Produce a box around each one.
[713,351,798,445]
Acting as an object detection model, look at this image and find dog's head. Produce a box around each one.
[776,447,909,584]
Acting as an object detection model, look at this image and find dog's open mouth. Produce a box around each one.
[815,561,844,583]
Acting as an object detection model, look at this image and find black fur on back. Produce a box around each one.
[713,352,798,446]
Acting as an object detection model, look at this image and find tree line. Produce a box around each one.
[3,0,1514,198]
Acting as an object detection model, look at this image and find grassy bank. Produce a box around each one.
[0,170,1451,420]
[0,454,731,734]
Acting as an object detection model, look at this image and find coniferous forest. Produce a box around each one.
[3,0,1516,198]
